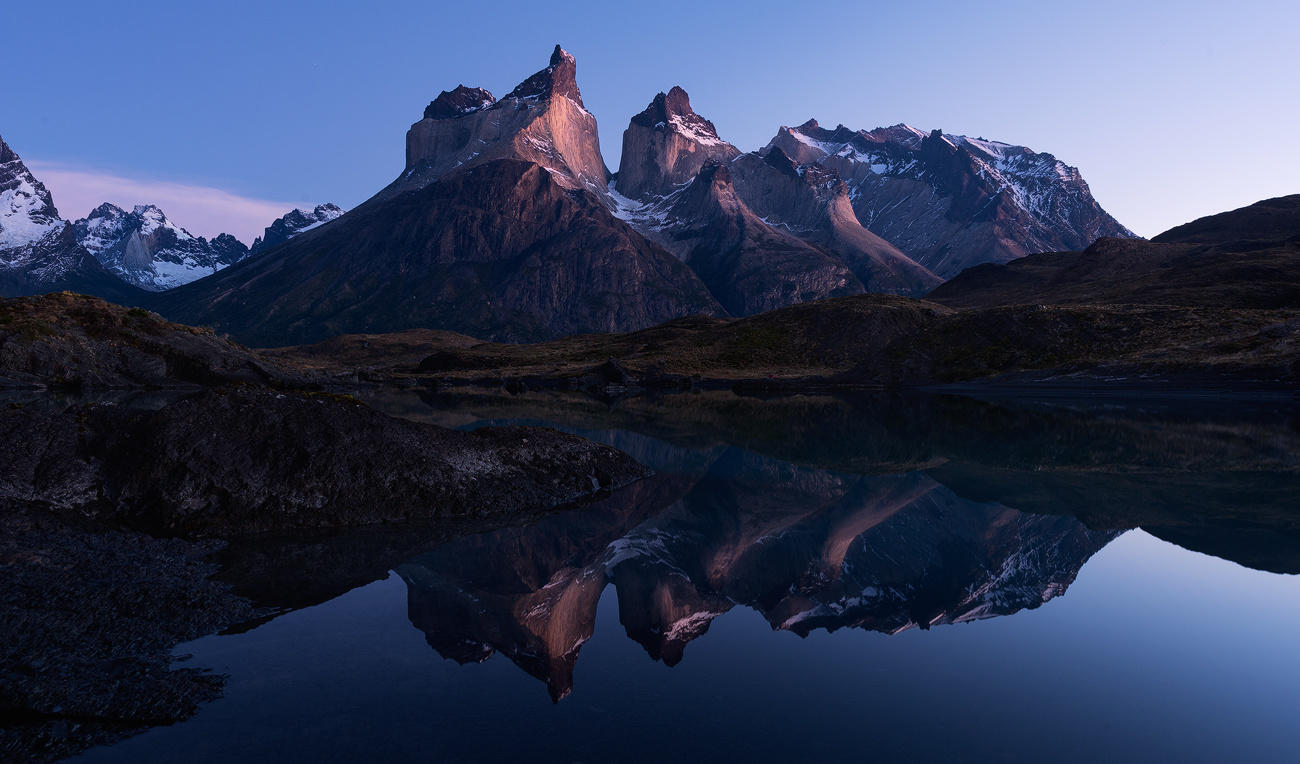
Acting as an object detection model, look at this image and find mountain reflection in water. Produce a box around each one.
[212,389,1299,701]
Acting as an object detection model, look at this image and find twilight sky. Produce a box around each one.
[4,0,1297,243]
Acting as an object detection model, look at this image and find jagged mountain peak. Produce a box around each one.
[504,44,583,107]
[87,201,127,218]
[68,201,254,291]
[0,134,19,164]
[423,85,496,119]
[398,45,607,197]
[130,204,194,239]
[763,145,800,177]
[616,85,737,201]
[250,203,346,254]
[759,146,845,193]
[765,118,1135,277]
[0,133,63,250]
[632,86,699,125]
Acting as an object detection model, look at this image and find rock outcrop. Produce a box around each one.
[614,86,739,201]
[397,45,608,198]
[0,389,648,536]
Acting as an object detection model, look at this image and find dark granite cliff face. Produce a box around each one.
[650,162,863,315]
[767,120,1135,278]
[149,159,720,346]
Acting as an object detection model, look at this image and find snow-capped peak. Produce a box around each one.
[0,134,64,250]
[131,204,194,240]
[249,203,346,254]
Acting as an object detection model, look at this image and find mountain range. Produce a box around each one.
[0,134,342,296]
[1,45,1137,346]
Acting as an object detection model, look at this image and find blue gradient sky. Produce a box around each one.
[5,0,1297,241]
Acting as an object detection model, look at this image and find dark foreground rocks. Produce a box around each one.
[0,502,256,762]
[0,388,649,759]
[1,389,647,536]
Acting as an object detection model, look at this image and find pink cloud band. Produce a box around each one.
[27,161,305,245]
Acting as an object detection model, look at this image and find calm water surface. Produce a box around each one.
[74,391,1300,763]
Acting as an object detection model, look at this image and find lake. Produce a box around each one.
[72,389,1300,763]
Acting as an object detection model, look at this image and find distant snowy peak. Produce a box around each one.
[131,204,195,240]
[0,134,63,250]
[251,203,346,254]
[75,203,198,254]
[71,203,250,292]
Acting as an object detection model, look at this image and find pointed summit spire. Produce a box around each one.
[0,134,19,164]
[505,44,583,107]
[616,85,738,200]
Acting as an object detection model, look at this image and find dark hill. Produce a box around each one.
[928,195,1300,310]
